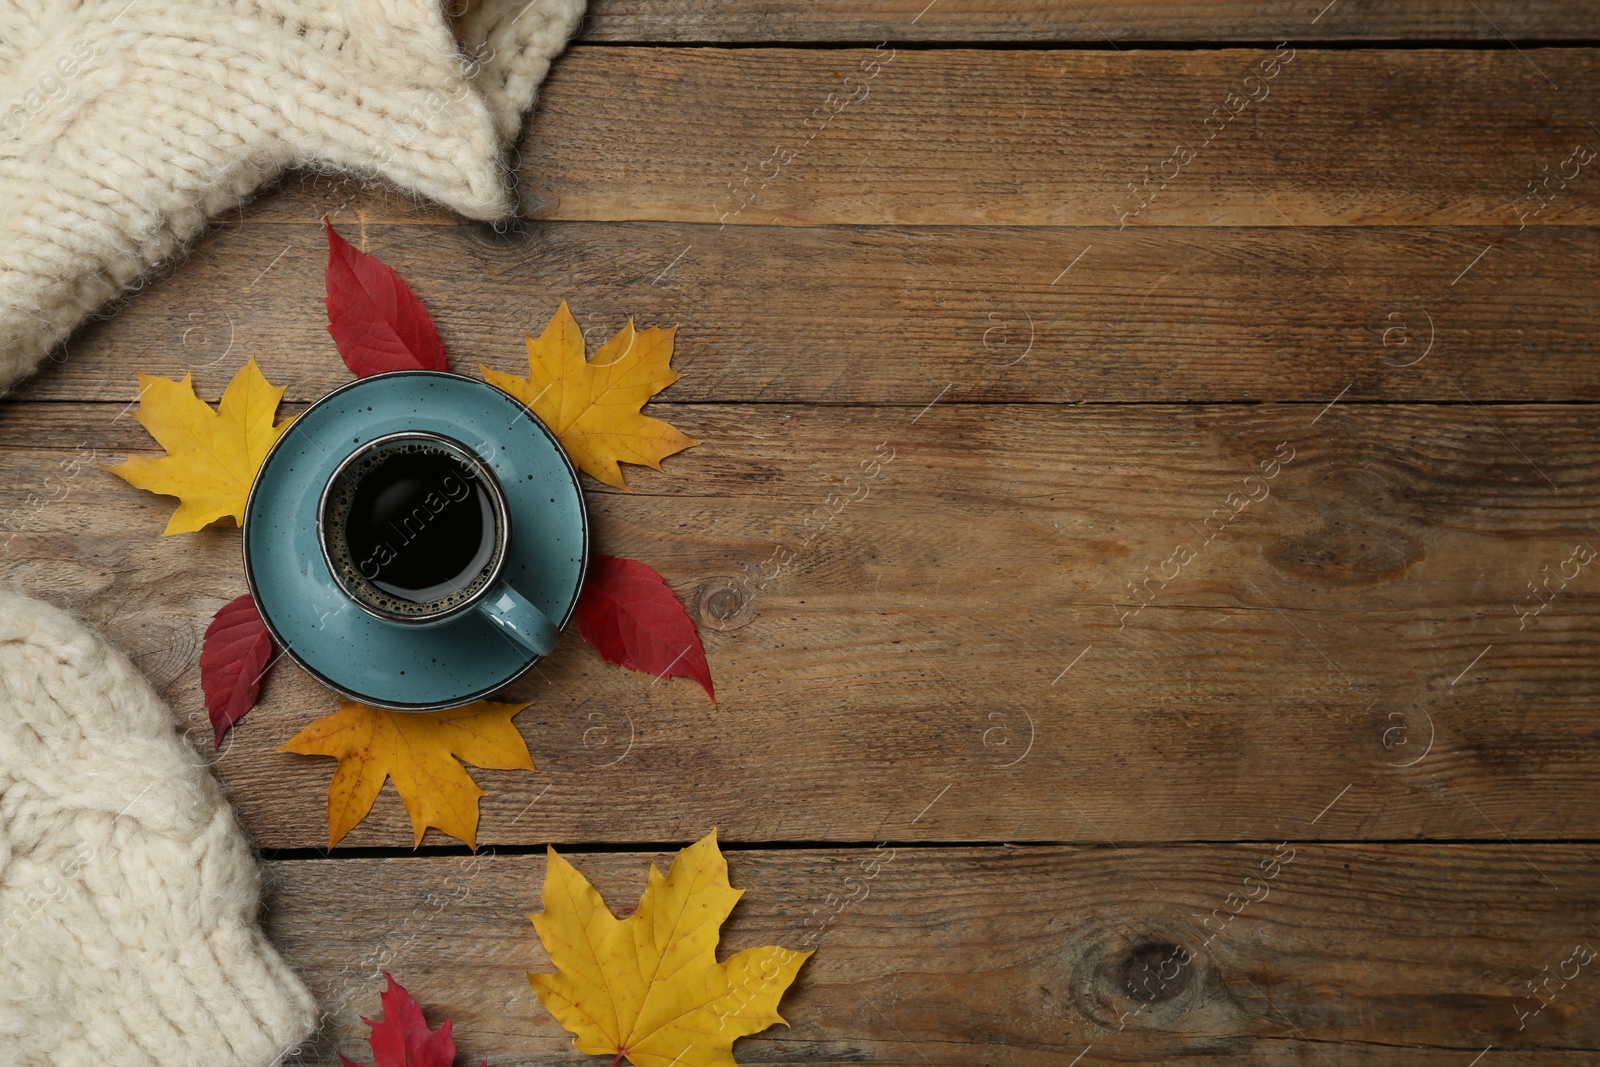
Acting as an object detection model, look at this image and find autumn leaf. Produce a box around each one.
[528,831,810,1067]
[104,356,291,534]
[279,700,533,848]
[575,555,714,701]
[481,302,695,490]
[324,219,449,377]
[200,593,277,748]
[339,972,485,1067]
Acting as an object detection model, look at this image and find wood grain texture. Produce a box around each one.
[263,845,1600,1065]
[12,220,1600,405]
[576,0,1600,43]
[233,48,1600,229]
[6,401,1598,848]
[512,47,1600,228]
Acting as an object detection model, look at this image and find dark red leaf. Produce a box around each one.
[340,973,484,1067]
[574,555,715,701]
[199,593,276,748]
[323,219,448,377]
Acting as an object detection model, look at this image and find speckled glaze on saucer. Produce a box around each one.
[242,371,587,710]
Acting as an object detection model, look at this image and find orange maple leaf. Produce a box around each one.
[527,831,811,1067]
[279,700,533,848]
[104,356,291,534]
[481,302,695,490]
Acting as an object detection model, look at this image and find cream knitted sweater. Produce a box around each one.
[0,0,586,393]
[0,589,317,1066]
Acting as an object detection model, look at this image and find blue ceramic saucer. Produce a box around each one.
[242,371,588,710]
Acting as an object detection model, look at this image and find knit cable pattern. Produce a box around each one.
[0,0,586,394]
[0,588,317,1065]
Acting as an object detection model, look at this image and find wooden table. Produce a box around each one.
[6,2,1600,1062]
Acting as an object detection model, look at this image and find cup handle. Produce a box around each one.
[477,585,560,656]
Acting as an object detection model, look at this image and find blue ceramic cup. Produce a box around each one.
[243,371,588,711]
[316,429,560,654]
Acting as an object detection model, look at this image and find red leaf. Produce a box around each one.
[323,219,448,377]
[199,593,276,748]
[339,973,484,1067]
[574,555,715,701]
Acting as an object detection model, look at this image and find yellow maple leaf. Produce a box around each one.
[279,700,533,848]
[104,356,292,535]
[481,302,696,490]
[527,830,811,1067]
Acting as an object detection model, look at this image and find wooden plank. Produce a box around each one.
[13,220,1600,405]
[6,401,1600,848]
[237,48,1600,229]
[263,844,1600,1064]
[519,47,1600,228]
[576,0,1600,43]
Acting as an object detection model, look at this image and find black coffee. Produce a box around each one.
[326,441,499,615]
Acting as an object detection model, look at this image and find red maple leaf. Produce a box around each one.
[324,219,448,377]
[574,555,715,701]
[198,593,276,748]
[339,973,484,1067]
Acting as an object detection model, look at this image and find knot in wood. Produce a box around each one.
[1071,924,1207,1029]
[1113,941,1194,1006]
[111,609,200,694]
[693,577,755,630]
